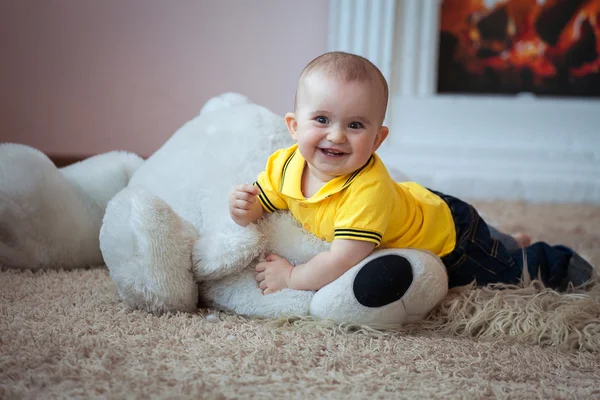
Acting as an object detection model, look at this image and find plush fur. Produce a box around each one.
[0,93,449,329]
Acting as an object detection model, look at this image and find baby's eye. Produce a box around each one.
[315,116,329,124]
[348,121,364,130]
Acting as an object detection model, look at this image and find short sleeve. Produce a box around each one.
[254,149,289,213]
[333,181,393,246]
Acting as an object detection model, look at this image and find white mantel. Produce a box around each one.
[328,0,600,203]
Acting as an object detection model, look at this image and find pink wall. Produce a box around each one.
[0,0,328,156]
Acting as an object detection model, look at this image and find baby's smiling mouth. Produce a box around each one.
[319,148,346,157]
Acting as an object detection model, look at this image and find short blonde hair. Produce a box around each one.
[294,51,389,119]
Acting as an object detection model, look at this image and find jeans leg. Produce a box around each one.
[488,225,520,254]
[430,189,589,290]
[509,242,574,288]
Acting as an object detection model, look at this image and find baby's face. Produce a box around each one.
[291,71,388,182]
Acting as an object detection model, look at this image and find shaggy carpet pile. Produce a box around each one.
[1,200,599,399]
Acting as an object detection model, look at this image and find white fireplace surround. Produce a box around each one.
[328,0,600,204]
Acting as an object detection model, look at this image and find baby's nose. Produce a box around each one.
[327,129,346,143]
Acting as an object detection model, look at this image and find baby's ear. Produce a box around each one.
[285,112,298,140]
[373,126,389,151]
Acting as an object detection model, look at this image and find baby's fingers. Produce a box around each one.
[255,262,266,272]
[230,208,250,219]
[255,271,265,282]
[236,184,260,196]
[232,198,254,210]
[234,188,258,203]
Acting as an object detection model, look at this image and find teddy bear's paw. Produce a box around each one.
[259,212,330,265]
[192,220,266,281]
[200,269,314,318]
[309,248,448,330]
[100,186,199,313]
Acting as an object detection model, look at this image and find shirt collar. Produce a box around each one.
[280,146,374,202]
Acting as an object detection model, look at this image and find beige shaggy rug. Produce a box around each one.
[1,201,599,399]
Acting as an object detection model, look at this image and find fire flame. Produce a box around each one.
[440,0,600,89]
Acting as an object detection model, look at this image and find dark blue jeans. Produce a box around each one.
[431,190,575,289]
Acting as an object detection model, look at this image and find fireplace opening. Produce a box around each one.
[437,0,600,97]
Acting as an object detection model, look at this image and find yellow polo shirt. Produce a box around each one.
[255,144,456,257]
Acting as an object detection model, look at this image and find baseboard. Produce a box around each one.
[48,153,149,167]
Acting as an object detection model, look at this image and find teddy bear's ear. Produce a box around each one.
[199,92,251,116]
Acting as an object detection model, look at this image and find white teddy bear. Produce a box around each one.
[0,93,448,329]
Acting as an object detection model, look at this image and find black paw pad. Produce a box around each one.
[353,255,414,307]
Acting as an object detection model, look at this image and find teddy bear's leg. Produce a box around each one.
[191,216,266,281]
[100,186,199,313]
[309,248,448,329]
[0,143,142,270]
[199,268,315,318]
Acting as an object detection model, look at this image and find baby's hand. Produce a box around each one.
[255,253,294,295]
[229,184,261,226]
